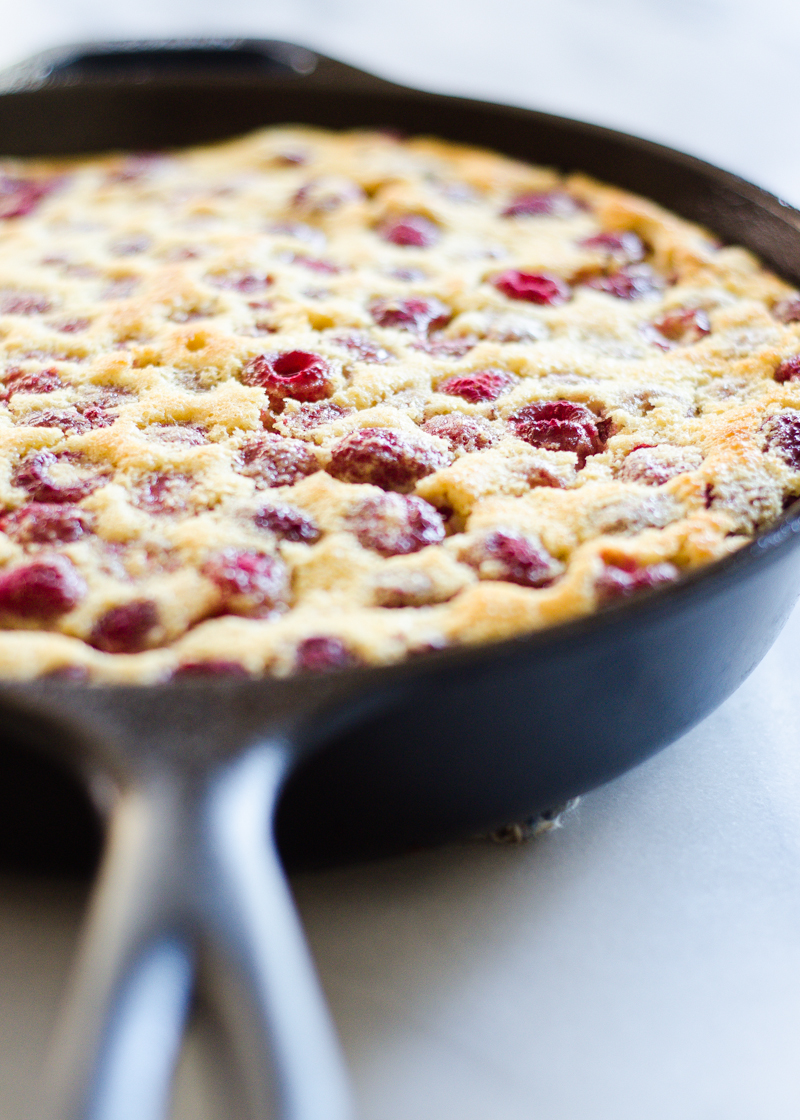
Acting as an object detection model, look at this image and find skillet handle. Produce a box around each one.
[40,742,353,1120]
[0,38,404,96]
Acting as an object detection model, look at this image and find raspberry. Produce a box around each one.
[292,178,364,213]
[773,297,800,323]
[20,408,91,434]
[172,660,249,678]
[421,413,497,453]
[345,492,445,555]
[1,504,91,544]
[379,214,440,247]
[579,231,645,263]
[774,355,800,383]
[284,254,340,274]
[647,308,710,349]
[280,402,353,433]
[327,427,451,492]
[596,557,679,602]
[0,555,85,618]
[331,332,391,363]
[295,636,360,672]
[0,176,56,220]
[462,529,559,588]
[509,401,608,465]
[502,192,583,218]
[242,350,333,406]
[53,317,91,334]
[619,444,702,485]
[2,367,63,397]
[13,451,97,503]
[135,473,194,514]
[90,600,159,653]
[586,264,662,300]
[412,336,477,358]
[438,369,514,403]
[205,549,288,617]
[492,270,571,306]
[0,291,52,315]
[240,434,319,487]
[207,270,272,293]
[389,267,427,282]
[764,411,800,470]
[254,503,320,543]
[370,296,451,334]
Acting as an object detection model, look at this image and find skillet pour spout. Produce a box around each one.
[0,674,383,1120]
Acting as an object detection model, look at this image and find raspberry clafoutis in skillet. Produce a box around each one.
[0,124,799,682]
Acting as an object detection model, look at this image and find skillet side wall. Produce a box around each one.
[277,540,800,868]
[0,84,799,282]
[0,73,799,870]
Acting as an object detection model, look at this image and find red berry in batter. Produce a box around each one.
[774,355,800,383]
[502,192,583,218]
[421,413,497,453]
[172,660,250,678]
[241,434,319,488]
[242,350,333,405]
[509,400,608,465]
[0,555,85,618]
[462,529,559,588]
[647,307,710,349]
[586,264,662,300]
[205,549,289,617]
[438,369,514,403]
[1,504,91,544]
[327,427,451,491]
[492,270,571,306]
[2,367,63,397]
[254,503,320,543]
[379,214,440,247]
[764,411,800,470]
[331,331,391,363]
[579,231,645,263]
[91,600,160,653]
[345,493,445,555]
[13,451,97,503]
[773,297,800,323]
[596,557,679,602]
[295,636,360,672]
[208,270,272,293]
[0,176,56,220]
[370,296,451,333]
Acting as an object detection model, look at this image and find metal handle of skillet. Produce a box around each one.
[0,36,405,96]
[45,746,351,1120]
[3,674,373,1120]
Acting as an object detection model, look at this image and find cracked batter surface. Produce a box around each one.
[0,125,798,682]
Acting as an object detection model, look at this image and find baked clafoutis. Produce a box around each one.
[0,126,798,682]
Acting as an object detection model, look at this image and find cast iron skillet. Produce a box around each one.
[2,37,800,1120]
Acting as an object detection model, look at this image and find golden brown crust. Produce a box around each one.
[0,126,797,682]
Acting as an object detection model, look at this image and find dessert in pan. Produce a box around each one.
[1,124,800,682]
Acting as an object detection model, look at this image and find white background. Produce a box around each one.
[1,3,800,1118]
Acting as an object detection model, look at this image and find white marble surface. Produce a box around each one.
[2,3,800,1117]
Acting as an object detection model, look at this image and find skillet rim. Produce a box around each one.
[1,42,800,694]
